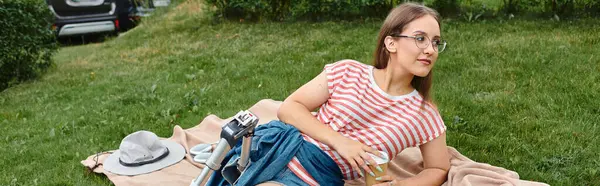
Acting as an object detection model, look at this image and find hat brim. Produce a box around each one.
[103,139,186,176]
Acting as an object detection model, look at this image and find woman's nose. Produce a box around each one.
[423,43,435,55]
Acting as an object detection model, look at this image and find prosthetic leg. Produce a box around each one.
[190,110,259,186]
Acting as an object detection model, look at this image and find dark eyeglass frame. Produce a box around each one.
[390,33,447,53]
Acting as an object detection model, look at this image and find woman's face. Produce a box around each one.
[386,15,441,77]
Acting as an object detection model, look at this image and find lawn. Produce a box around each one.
[1,0,599,185]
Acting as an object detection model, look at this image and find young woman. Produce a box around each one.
[207,3,449,186]
[275,2,450,186]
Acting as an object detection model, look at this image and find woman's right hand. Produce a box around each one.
[330,135,385,177]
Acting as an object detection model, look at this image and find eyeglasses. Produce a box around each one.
[390,34,447,53]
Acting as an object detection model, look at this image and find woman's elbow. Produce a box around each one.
[436,157,451,175]
[439,159,450,173]
[276,106,284,122]
[277,99,291,122]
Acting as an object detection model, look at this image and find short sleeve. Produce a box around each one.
[323,60,359,95]
[415,102,447,145]
[324,61,346,95]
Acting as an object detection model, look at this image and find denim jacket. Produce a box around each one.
[206,120,344,186]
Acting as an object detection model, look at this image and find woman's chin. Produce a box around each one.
[413,70,431,77]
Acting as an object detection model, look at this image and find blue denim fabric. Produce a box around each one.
[206,120,344,186]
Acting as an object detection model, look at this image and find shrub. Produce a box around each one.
[0,0,58,91]
[203,0,599,22]
[431,0,461,17]
[289,0,407,21]
[500,0,600,17]
[204,0,407,21]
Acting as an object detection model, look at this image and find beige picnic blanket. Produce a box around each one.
[81,99,549,186]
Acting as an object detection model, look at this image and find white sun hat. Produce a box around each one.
[103,130,185,176]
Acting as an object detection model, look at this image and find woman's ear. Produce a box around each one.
[384,36,397,53]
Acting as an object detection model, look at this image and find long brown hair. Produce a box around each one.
[372,3,441,104]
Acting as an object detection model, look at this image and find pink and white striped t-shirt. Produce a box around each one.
[286,59,446,184]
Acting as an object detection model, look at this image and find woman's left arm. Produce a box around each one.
[375,133,450,186]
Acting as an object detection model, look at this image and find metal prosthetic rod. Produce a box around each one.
[237,135,252,172]
[190,138,231,186]
[190,110,259,186]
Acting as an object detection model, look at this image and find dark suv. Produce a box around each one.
[46,0,136,37]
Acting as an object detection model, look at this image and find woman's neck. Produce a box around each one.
[374,65,414,96]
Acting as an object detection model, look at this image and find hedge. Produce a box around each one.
[0,0,58,91]
[205,0,411,21]
[203,0,600,21]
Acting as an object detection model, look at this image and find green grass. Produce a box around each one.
[1,0,599,185]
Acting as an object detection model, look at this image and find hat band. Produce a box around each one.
[118,148,170,167]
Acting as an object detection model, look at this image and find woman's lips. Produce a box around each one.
[418,59,431,65]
